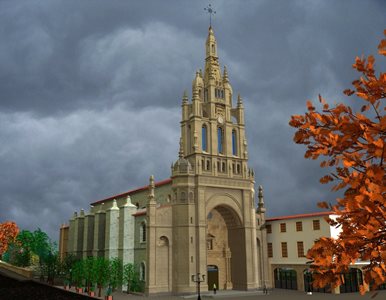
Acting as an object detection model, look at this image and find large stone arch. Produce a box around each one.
[206,193,243,226]
[205,193,248,290]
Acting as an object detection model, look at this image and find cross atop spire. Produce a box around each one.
[204,3,216,27]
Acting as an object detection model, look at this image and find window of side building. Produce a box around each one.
[313,219,320,230]
[281,242,288,257]
[296,221,303,231]
[297,241,305,257]
[280,223,286,232]
[266,224,272,233]
[140,221,147,243]
[268,243,273,258]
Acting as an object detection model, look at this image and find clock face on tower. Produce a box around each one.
[217,116,224,124]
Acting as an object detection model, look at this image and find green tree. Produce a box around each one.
[123,262,140,294]
[108,257,123,292]
[94,257,110,297]
[72,259,85,289]
[83,256,97,293]
[59,253,76,287]
[41,251,60,285]
[9,230,33,267]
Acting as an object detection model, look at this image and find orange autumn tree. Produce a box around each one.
[0,221,19,258]
[289,30,386,294]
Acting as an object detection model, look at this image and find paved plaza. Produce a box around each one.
[109,289,386,300]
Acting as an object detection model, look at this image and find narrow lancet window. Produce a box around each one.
[218,127,223,154]
[232,130,237,155]
[202,125,208,152]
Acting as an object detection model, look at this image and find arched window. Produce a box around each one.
[140,262,146,281]
[232,130,237,155]
[202,125,207,152]
[140,221,146,243]
[217,127,223,154]
[187,125,191,154]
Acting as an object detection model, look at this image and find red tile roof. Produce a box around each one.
[266,211,332,222]
[90,178,172,206]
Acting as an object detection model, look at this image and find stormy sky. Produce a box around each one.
[0,0,385,241]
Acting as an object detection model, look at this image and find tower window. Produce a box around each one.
[217,127,223,154]
[187,125,191,154]
[221,90,224,98]
[211,44,215,53]
[204,88,208,102]
[206,160,210,171]
[232,130,237,155]
[222,162,226,172]
[202,125,208,152]
[140,222,146,243]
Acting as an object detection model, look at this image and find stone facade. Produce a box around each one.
[59,26,270,295]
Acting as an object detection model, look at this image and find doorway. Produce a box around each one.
[207,265,219,291]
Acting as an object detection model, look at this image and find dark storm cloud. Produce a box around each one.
[0,0,384,240]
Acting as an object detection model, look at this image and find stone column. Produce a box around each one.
[119,195,137,265]
[83,209,94,258]
[93,204,106,257]
[73,212,79,256]
[145,176,157,295]
[105,199,119,259]
[68,212,76,255]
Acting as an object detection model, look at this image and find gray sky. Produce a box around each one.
[0,0,385,241]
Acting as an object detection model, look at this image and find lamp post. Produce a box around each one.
[192,273,205,300]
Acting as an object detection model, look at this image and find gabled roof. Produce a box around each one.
[266,211,332,222]
[90,178,172,206]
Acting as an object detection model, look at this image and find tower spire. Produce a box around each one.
[206,26,218,59]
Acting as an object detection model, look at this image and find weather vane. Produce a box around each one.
[204,3,216,27]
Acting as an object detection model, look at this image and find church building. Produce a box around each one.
[59,26,270,295]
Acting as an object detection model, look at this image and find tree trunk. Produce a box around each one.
[98,284,102,297]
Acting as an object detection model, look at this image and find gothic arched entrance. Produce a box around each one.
[206,204,244,290]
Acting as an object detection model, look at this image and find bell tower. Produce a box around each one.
[170,26,259,294]
[179,26,250,179]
